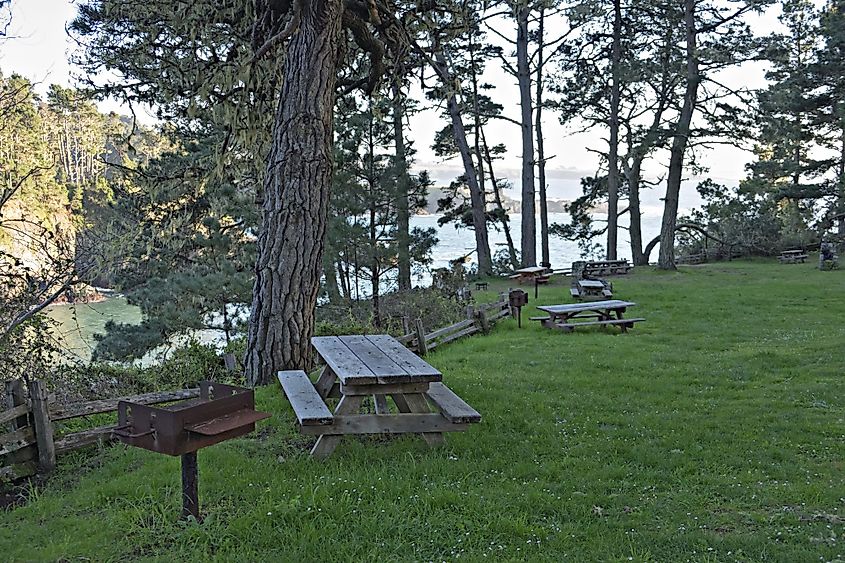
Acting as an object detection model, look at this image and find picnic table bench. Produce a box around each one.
[570,278,612,300]
[778,249,808,263]
[531,300,644,333]
[278,335,480,458]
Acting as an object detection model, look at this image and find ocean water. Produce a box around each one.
[416,212,661,271]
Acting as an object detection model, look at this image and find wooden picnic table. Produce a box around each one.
[509,266,548,284]
[533,300,644,332]
[570,278,612,300]
[278,335,480,458]
[778,249,808,263]
[576,260,633,277]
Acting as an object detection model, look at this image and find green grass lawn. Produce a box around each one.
[2,260,844,561]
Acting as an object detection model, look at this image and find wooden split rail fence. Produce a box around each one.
[396,293,511,355]
[1,382,200,482]
[1,294,511,482]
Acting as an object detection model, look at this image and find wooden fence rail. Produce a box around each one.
[2,293,512,482]
[397,293,510,355]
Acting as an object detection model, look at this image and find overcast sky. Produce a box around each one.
[1,0,787,217]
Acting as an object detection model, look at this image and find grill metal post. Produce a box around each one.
[181,452,199,521]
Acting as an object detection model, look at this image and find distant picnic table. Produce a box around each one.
[278,335,480,458]
[509,266,550,285]
[575,259,633,277]
[778,249,808,264]
[570,278,612,300]
[532,300,644,333]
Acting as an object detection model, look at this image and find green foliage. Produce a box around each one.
[0,316,62,389]
[491,248,520,276]
[316,287,468,338]
[91,135,256,361]
[2,263,844,561]
[746,0,845,232]
[680,179,814,257]
[749,0,827,200]
[326,94,437,318]
[378,288,468,332]
[549,175,608,259]
[51,341,236,403]
[70,0,277,185]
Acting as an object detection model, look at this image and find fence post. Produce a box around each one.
[475,309,490,334]
[4,379,28,431]
[29,380,56,473]
[221,353,238,372]
[414,318,428,356]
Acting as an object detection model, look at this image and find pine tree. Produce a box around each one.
[749,0,824,202]
[813,0,845,234]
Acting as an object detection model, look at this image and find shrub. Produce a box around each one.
[49,340,234,403]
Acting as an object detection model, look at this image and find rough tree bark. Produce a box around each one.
[516,3,536,266]
[623,14,675,266]
[625,158,647,265]
[839,129,845,235]
[434,49,493,275]
[391,79,412,290]
[480,126,519,267]
[606,0,622,261]
[536,5,550,266]
[245,0,344,386]
[658,0,699,270]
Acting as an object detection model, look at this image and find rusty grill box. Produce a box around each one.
[509,289,528,308]
[115,381,269,456]
[113,381,270,521]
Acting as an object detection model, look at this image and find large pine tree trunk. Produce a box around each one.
[516,5,536,266]
[536,5,550,266]
[658,0,699,270]
[434,50,492,275]
[391,80,412,290]
[606,0,622,261]
[626,159,647,265]
[481,126,519,267]
[839,129,845,235]
[244,1,344,386]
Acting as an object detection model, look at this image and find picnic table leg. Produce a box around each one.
[391,393,445,446]
[612,309,629,332]
[314,366,338,399]
[373,394,390,414]
[311,395,364,458]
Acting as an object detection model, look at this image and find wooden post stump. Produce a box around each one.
[414,318,428,356]
[30,380,55,473]
[4,379,28,431]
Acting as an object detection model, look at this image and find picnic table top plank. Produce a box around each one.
[313,335,441,385]
[364,335,442,378]
[537,300,636,314]
[338,335,409,377]
[312,336,376,383]
[514,266,547,274]
[578,279,606,288]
